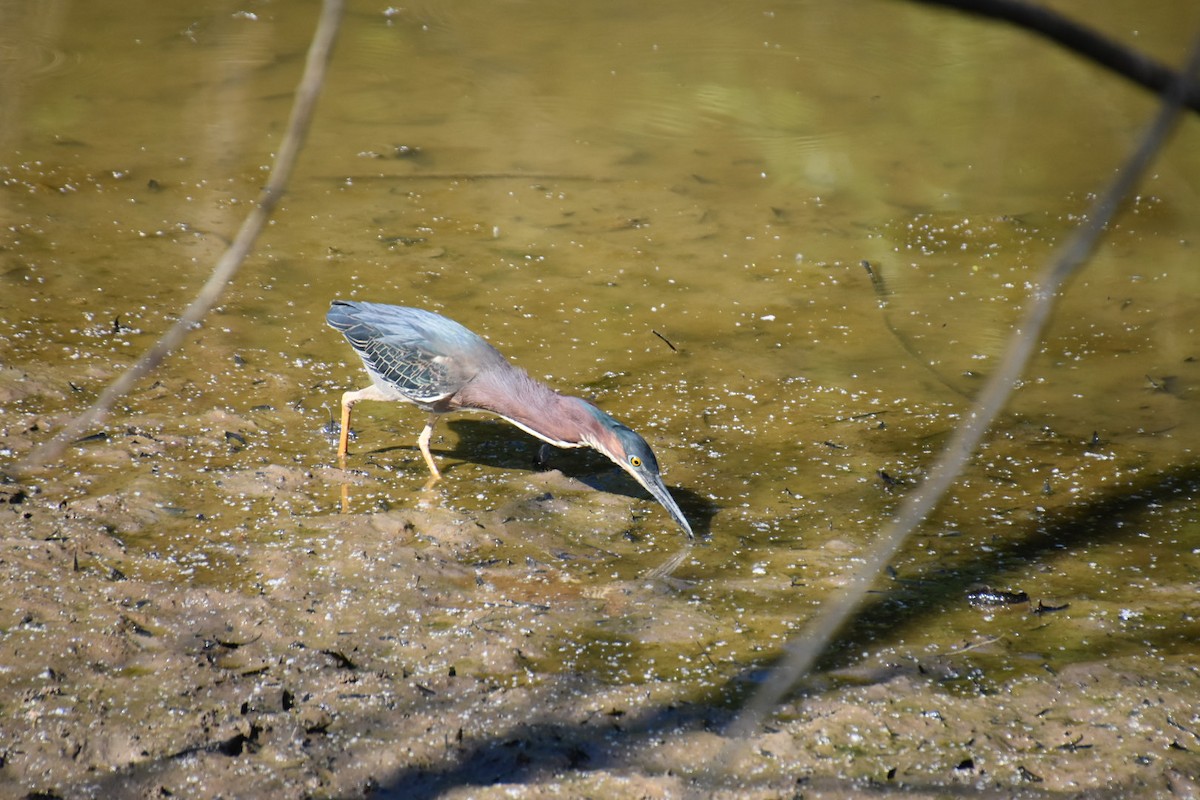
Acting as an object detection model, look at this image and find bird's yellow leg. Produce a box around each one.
[337,392,356,467]
[337,385,391,466]
[418,414,442,484]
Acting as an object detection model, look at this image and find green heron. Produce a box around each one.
[327,300,693,538]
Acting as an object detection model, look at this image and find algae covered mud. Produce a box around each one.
[3,0,1199,797]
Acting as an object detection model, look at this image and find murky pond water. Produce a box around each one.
[2,1,1198,797]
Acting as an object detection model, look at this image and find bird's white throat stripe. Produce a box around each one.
[490,412,587,449]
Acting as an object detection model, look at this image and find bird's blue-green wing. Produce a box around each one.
[359,334,452,402]
[327,300,501,403]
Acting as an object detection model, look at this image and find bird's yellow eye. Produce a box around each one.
[629,455,642,468]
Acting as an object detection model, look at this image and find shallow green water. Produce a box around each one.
[2,0,1198,712]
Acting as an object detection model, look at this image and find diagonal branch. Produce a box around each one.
[913,0,1200,114]
[12,0,344,476]
[707,26,1200,788]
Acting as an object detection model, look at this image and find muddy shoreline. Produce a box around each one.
[2,420,1197,798]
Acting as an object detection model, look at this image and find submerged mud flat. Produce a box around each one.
[1,377,1197,799]
[1,520,1197,799]
[3,1,1200,797]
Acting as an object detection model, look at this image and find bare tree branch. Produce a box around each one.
[913,0,1200,114]
[704,26,1200,792]
[11,0,344,476]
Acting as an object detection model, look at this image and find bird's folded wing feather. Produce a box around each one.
[361,336,453,403]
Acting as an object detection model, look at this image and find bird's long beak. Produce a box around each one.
[636,471,694,540]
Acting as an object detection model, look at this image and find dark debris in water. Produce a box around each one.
[1033,600,1071,614]
[320,649,359,671]
[966,586,1030,608]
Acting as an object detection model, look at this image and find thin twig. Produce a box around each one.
[947,635,1002,654]
[706,28,1200,787]
[651,329,678,352]
[12,0,344,476]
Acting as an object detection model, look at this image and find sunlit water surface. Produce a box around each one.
[2,0,1198,704]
